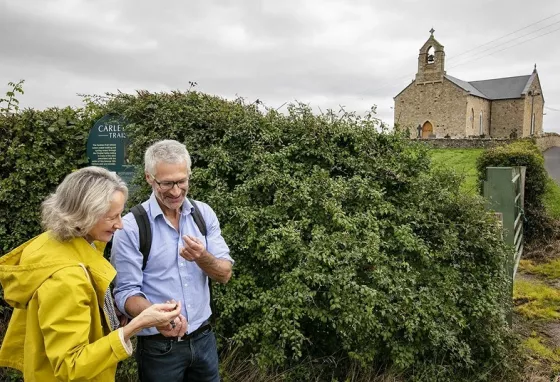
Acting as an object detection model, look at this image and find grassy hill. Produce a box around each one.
[430,148,560,219]
[430,148,482,194]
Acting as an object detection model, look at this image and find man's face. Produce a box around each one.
[146,161,189,212]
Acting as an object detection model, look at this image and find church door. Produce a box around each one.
[421,121,433,139]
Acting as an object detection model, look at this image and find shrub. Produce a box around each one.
[103,90,519,381]
[476,140,555,244]
[0,107,97,253]
[0,88,522,381]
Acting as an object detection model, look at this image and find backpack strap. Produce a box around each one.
[188,198,215,324]
[130,204,152,271]
[188,198,207,236]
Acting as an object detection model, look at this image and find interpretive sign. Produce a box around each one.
[86,114,136,186]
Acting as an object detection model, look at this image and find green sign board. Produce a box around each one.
[86,114,137,186]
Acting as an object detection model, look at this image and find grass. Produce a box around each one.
[429,149,482,194]
[519,258,560,279]
[544,177,560,220]
[514,279,560,321]
[522,335,560,373]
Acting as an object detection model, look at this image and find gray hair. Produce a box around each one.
[144,140,191,176]
[41,166,128,241]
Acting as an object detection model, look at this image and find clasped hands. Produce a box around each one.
[155,299,188,337]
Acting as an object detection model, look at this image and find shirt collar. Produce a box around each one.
[148,192,193,220]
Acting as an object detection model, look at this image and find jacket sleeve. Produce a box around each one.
[37,266,129,381]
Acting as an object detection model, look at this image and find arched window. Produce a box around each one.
[471,108,474,131]
[427,46,435,64]
[531,113,535,135]
[479,111,483,135]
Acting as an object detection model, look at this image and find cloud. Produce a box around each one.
[1,0,559,132]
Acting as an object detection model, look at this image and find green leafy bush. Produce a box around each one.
[0,107,97,253]
[476,140,556,244]
[102,90,519,381]
[0,88,521,381]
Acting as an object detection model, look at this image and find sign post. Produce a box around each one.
[86,114,137,187]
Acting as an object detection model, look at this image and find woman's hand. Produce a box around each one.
[122,302,181,341]
[136,302,182,328]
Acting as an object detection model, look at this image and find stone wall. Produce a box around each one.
[465,96,492,137]
[523,75,544,136]
[413,133,560,151]
[534,133,560,152]
[490,99,525,138]
[413,137,517,149]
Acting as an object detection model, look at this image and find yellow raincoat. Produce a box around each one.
[0,232,130,381]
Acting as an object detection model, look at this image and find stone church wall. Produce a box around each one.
[465,96,492,136]
[394,79,467,138]
[490,99,525,138]
[523,76,544,137]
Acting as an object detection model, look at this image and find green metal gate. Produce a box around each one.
[483,166,526,279]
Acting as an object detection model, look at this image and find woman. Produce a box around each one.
[0,166,183,381]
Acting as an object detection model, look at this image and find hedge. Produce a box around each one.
[476,140,555,244]
[0,91,521,381]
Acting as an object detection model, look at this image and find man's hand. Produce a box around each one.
[115,304,129,327]
[157,314,188,337]
[181,235,233,284]
[180,235,206,262]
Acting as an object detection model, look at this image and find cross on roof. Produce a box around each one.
[429,28,435,36]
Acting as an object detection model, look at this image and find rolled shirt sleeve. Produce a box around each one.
[110,213,150,318]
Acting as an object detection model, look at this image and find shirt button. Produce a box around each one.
[180,263,185,266]
[184,283,188,287]
[187,305,191,308]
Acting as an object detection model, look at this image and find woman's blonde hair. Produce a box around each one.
[41,166,128,241]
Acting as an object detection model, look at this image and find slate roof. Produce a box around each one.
[445,75,487,98]
[445,73,534,100]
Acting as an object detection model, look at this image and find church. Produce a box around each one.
[394,30,544,139]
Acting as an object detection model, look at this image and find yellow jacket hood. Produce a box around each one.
[0,234,85,309]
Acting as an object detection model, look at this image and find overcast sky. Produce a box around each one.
[1,0,559,132]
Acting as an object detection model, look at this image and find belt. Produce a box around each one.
[140,321,212,342]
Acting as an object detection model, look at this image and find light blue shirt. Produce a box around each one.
[111,193,233,336]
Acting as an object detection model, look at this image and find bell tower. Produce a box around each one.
[416,28,445,83]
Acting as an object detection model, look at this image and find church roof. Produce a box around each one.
[445,75,487,98]
[445,73,534,100]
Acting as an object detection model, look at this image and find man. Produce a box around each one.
[111,139,233,382]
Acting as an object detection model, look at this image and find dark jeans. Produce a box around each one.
[136,328,219,382]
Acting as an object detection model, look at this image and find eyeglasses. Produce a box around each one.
[151,176,189,192]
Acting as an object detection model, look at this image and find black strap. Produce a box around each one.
[187,198,215,324]
[188,198,207,236]
[131,204,152,271]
